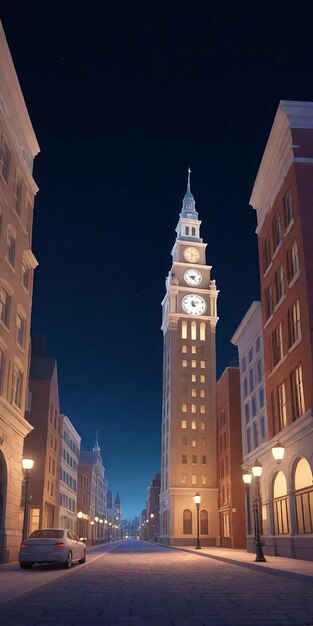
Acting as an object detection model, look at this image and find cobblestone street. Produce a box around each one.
[1,541,313,625]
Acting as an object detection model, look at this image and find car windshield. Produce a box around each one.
[28,530,64,539]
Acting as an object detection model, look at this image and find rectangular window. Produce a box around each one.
[277,381,287,430]
[182,345,187,353]
[6,232,16,267]
[191,404,196,413]
[191,389,196,397]
[265,283,273,319]
[256,336,260,353]
[182,436,187,446]
[263,232,271,271]
[181,321,187,339]
[274,265,284,304]
[290,364,305,421]
[247,427,252,453]
[191,360,196,368]
[243,377,248,398]
[201,455,207,464]
[256,358,262,383]
[252,395,257,416]
[272,212,282,250]
[182,360,187,368]
[192,374,196,382]
[201,438,206,447]
[181,473,187,485]
[191,474,197,485]
[200,360,205,369]
[288,299,301,348]
[260,416,265,438]
[181,420,187,429]
[200,421,205,430]
[191,346,196,354]
[0,135,10,182]
[0,288,10,327]
[200,389,205,398]
[259,386,264,408]
[200,375,205,383]
[191,420,196,430]
[253,422,258,449]
[284,189,294,229]
[16,314,26,348]
[242,356,247,372]
[191,438,196,447]
[192,455,197,464]
[249,368,254,393]
[12,367,23,407]
[181,403,187,412]
[181,454,187,464]
[182,373,188,381]
[272,323,283,368]
[200,405,205,414]
[201,474,207,485]
[22,263,30,290]
[287,240,299,283]
[14,172,22,216]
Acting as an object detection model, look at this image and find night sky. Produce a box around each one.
[2,1,313,518]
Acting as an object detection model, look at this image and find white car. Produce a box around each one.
[19,528,86,569]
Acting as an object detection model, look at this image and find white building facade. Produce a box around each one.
[59,415,81,531]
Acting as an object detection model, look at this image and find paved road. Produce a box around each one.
[1,540,313,625]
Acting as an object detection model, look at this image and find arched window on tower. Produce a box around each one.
[185,226,189,236]
[272,471,289,535]
[191,321,197,340]
[200,322,206,341]
[183,509,192,534]
[200,509,208,535]
[192,227,196,236]
[181,320,187,339]
[294,458,313,534]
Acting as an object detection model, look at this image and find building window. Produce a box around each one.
[16,313,26,349]
[259,386,264,408]
[192,455,197,464]
[256,336,260,353]
[273,471,289,535]
[181,473,187,485]
[277,381,287,430]
[249,368,254,393]
[191,474,197,485]
[182,320,187,339]
[243,377,248,398]
[272,212,282,250]
[256,359,262,383]
[191,374,196,382]
[201,438,206,447]
[0,288,10,328]
[265,283,273,319]
[201,474,207,485]
[191,389,196,397]
[191,438,196,447]
[200,375,205,383]
[12,366,23,408]
[22,263,30,291]
[284,189,294,229]
[183,510,192,534]
[252,395,257,416]
[191,420,196,430]
[253,422,258,449]
[222,514,230,538]
[294,458,313,534]
[6,230,16,267]
[288,299,301,348]
[272,323,283,368]
[287,240,299,283]
[181,420,187,429]
[274,265,284,304]
[200,509,208,534]
[181,403,187,412]
[242,356,247,372]
[192,227,196,236]
[191,360,196,368]
[26,201,32,235]
[260,416,265,438]
[191,321,197,340]
[185,226,189,235]
[0,136,10,182]
[263,233,271,272]
[200,420,205,430]
[200,360,205,369]
[182,345,187,353]
[247,427,252,453]
[191,346,196,354]
[200,322,205,341]
[0,348,5,392]
[14,172,22,216]
[182,359,187,368]
[201,455,207,464]
[290,364,305,420]
[244,402,250,424]
[191,404,196,413]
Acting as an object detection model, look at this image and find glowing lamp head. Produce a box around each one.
[150,513,155,519]
[77,511,83,519]
[193,492,201,505]
[21,458,34,471]
[272,441,285,463]
[90,521,95,526]
[242,473,252,485]
[94,516,99,523]
[99,519,103,524]
[252,460,263,478]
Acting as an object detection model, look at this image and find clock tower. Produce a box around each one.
[159,171,219,546]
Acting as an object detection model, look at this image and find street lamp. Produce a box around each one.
[242,473,252,536]
[150,513,155,541]
[271,441,285,464]
[90,520,95,545]
[251,460,266,562]
[99,518,103,542]
[193,492,201,550]
[21,458,34,540]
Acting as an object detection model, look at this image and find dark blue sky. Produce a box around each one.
[2,0,313,518]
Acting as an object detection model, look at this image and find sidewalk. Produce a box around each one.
[172,544,313,582]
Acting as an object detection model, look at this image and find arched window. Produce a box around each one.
[192,227,196,236]
[183,509,192,534]
[294,458,313,534]
[200,322,206,341]
[191,321,197,340]
[273,471,289,535]
[0,287,10,328]
[0,347,5,393]
[200,509,208,535]
[185,226,189,236]
[181,320,187,339]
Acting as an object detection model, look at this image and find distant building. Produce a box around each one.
[216,367,246,548]
[24,335,62,533]
[0,22,39,563]
[114,492,121,539]
[146,473,160,541]
[59,415,81,532]
[78,437,106,543]
[160,173,219,546]
[249,101,313,560]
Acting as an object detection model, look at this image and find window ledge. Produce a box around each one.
[274,293,286,313]
[288,336,302,354]
[263,262,273,280]
[284,220,294,238]
[264,313,274,329]
[267,354,288,379]
[289,270,300,289]
[272,241,283,261]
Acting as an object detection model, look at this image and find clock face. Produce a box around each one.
[184,269,202,286]
[184,246,200,263]
[182,294,207,316]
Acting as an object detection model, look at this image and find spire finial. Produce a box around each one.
[93,430,100,452]
[187,167,191,192]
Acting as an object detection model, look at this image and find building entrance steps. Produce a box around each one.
[168,544,313,581]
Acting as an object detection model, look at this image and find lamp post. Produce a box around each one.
[94,516,99,543]
[193,492,201,550]
[77,511,83,539]
[242,473,252,536]
[90,520,95,545]
[104,519,108,542]
[99,518,103,542]
[21,458,34,540]
[251,460,266,562]
[150,513,155,541]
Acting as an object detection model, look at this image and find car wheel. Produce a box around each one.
[79,549,86,564]
[64,551,72,569]
[19,562,33,569]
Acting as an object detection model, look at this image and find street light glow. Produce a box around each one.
[252,460,263,477]
[21,458,34,471]
[271,441,285,463]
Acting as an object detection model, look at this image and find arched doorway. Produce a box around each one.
[0,451,7,563]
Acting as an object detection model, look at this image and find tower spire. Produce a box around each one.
[187,166,191,193]
[93,430,100,452]
[180,166,197,217]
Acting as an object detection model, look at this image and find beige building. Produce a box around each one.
[59,415,81,532]
[159,172,219,546]
[0,23,39,562]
